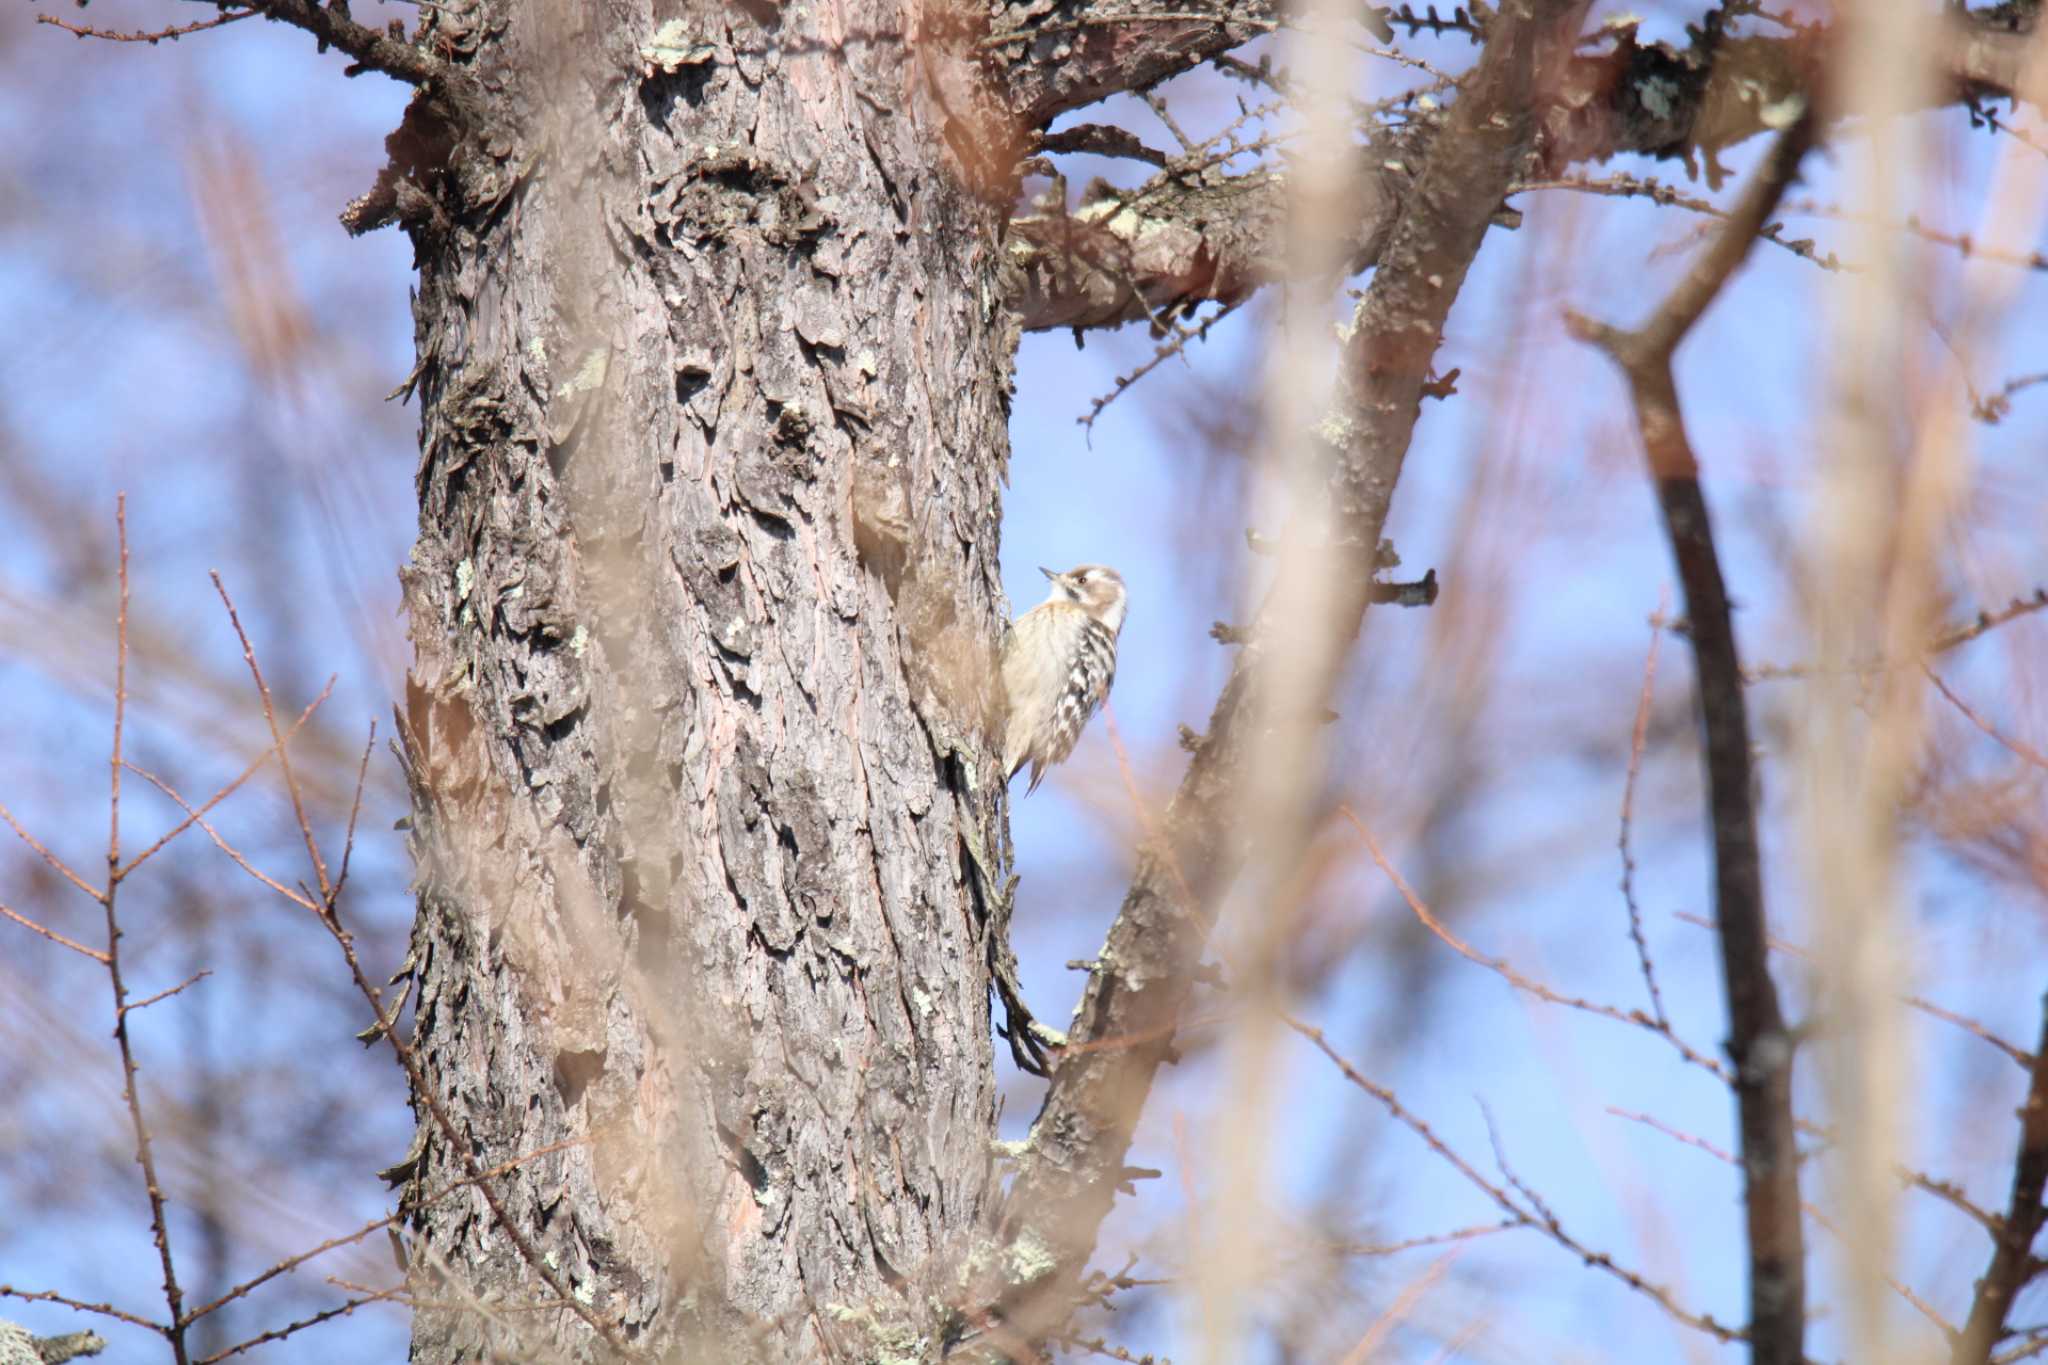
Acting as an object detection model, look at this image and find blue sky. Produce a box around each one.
[4,3,2048,1362]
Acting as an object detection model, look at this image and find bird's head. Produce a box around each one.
[1040,564,1128,634]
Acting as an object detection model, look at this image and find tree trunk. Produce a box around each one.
[391,4,1017,1359]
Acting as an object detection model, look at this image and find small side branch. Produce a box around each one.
[213,0,446,85]
[1565,115,1817,1365]
[36,0,461,90]
[1953,994,2048,1365]
[37,9,256,43]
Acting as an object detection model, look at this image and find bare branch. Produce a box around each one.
[1329,1222,1519,1257]
[1675,911,2035,1072]
[179,1134,597,1330]
[0,798,104,904]
[120,970,213,1017]
[0,899,112,964]
[1780,198,2048,274]
[1348,806,1734,1081]
[118,682,334,880]
[1288,1013,1743,1345]
[36,9,256,43]
[0,1285,163,1334]
[99,497,192,1365]
[1612,1108,1960,1342]
[1925,667,2048,773]
[1012,6,2048,336]
[1973,371,2048,423]
[124,762,320,912]
[214,0,447,86]
[191,1286,407,1365]
[1954,994,2048,1365]
[209,575,336,903]
[1565,114,1818,1365]
[1745,588,2048,683]
[192,601,636,1357]
[1513,173,1848,271]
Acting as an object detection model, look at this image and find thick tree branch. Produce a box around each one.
[1009,5,2041,334]
[1564,115,1816,1365]
[1010,152,1417,333]
[1953,994,2048,1365]
[964,1,1592,1352]
[992,0,1380,128]
[186,0,453,86]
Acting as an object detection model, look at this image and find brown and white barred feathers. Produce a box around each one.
[1001,565,1128,794]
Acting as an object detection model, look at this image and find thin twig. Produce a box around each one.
[333,723,377,901]
[1618,604,1670,1028]
[191,1286,408,1365]
[1140,90,1199,155]
[1780,197,2048,273]
[0,899,111,963]
[1903,1168,2002,1237]
[121,970,212,1018]
[102,497,192,1365]
[1282,1010,1743,1345]
[1332,1249,1459,1365]
[36,9,256,42]
[0,798,105,902]
[1744,588,2048,682]
[1328,1221,1518,1257]
[1513,173,1848,271]
[1925,667,2048,773]
[1079,299,1246,435]
[211,575,334,902]
[118,683,334,879]
[980,9,1428,70]
[1610,1108,1959,1341]
[124,763,319,911]
[1673,911,2033,1071]
[179,1134,597,1328]
[1971,371,2048,424]
[0,1284,163,1333]
[203,580,635,1357]
[1341,806,1733,1082]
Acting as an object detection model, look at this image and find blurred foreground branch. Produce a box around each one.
[970,1,1593,1352]
[1013,3,2043,333]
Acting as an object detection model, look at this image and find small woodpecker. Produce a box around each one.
[1000,564,1127,794]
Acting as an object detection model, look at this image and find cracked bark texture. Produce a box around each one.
[391,2,1015,1360]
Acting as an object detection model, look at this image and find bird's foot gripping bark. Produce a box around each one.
[965,815,1058,1078]
[940,732,1060,1078]
[991,925,1063,1077]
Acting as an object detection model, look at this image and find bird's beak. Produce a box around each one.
[1037,566,1059,582]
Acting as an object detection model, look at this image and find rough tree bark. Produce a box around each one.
[388,2,1019,1359]
[289,0,2043,1361]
